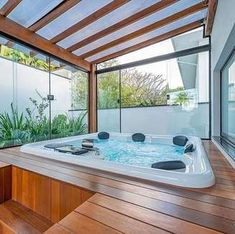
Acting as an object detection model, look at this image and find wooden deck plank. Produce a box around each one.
[86,194,222,234]
[59,211,121,234]
[0,219,16,234]
[76,202,170,234]
[0,141,234,233]
[44,223,73,234]
[2,200,53,232]
[0,200,53,234]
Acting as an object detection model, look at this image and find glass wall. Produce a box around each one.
[97,50,210,138]
[97,27,209,70]
[50,61,88,138]
[221,50,235,146]
[97,71,121,132]
[0,36,88,148]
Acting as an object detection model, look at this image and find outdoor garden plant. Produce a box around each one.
[0,91,87,148]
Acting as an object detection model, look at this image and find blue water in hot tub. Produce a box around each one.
[68,138,184,168]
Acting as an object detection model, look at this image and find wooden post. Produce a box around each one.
[88,64,97,133]
[205,0,218,36]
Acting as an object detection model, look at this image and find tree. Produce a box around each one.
[71,71,88,109]
[72,58,184,109]
[97,71,120,109]
[121,68,167,107]
[95,58,169,108]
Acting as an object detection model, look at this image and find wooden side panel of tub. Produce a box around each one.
[12,166,94,223]
[0,163,12,203]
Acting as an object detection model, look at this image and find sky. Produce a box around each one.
[116,38,183,89]
[112,27,206,90]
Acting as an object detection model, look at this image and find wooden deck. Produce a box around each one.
[0,141,234,233]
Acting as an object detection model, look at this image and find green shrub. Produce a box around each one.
[0,103,31,147]
[51,112,87,138]
[0,95,87,148]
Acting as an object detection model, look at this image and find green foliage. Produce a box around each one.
[71,71,88,109]
[51,112,87,138]
[0,103,30,147]
[87,59,184,109]
[25,90,49,141]
[173,91,189,105]
[96,67,174,109]
[121,68,168,107]
[0,91,88,148]
[98,71,120,108]
[0,45,58,71]
[96,62,188,109]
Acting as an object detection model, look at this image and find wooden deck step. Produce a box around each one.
[0,200,53,234]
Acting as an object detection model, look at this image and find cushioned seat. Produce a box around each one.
[173,135,188,146]
[132,133,145,142]
[151,160,186,170]
[98,132,110,140]
[184,143,194,153]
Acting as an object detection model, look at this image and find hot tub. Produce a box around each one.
[20,133,215,188]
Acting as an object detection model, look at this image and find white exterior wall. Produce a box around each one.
[211,0,235,136]
[197,51,209,103]
[0,57,72,118]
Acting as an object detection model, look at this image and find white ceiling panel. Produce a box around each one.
[37,0,113,40]
[85,9,207,62]
[8,0,63,27]
[0,0,8,9]
[73,0,203,56]
[57,0,160,48]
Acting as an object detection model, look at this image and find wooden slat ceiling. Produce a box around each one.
[0,0,217,70]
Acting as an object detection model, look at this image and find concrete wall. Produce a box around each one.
[211,0,235,136]
[98,104,209,138]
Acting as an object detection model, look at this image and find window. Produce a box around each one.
[97,71,121,132]
[0,35,88,148]
[221,50,235,146]
[97,27,209,70]
[97,51,210,138]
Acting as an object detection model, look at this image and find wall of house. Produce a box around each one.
[211,0,235,136]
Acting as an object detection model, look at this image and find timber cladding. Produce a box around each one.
[0,163,11,203]
[11,166,94,223]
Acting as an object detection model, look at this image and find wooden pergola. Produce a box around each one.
[0,0,217,131]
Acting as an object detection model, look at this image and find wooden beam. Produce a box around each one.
[29,0,81,32]
[88,64,97,133]
[0,0,22,16]
[0,15,90,71]
[81,2,207,59]
[67,0,178,52]
[205,0,217,36]
[50,0,130,44]
[91,20,203,64]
